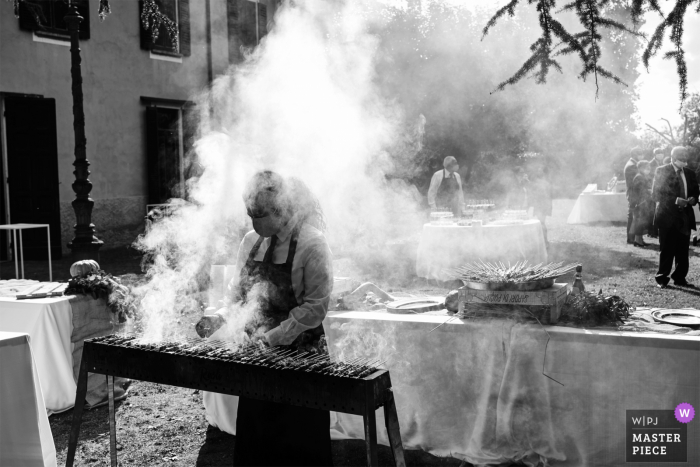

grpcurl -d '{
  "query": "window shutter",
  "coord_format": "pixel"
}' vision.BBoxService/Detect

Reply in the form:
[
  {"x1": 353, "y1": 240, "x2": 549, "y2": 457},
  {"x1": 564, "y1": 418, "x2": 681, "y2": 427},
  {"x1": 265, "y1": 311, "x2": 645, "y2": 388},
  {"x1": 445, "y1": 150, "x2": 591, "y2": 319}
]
[
  {"x1": 178, "y1": 0, "x2": 191, "y2": 56},
  {"x1": 76, "y1": 0, "x2": 91, "y2": 40},
  {"x1": 139, "y1": 0, "x2": 152, "y2": 50},
  {"x1": 239, "y1": 1, "x2": 257, "y2": 47},
  {"x1": 226, "y1": 0, "x2": 240, "y2": 63},
  {"x1": 146, "y1": 106, "x2": 161, "y2": 204},
  {"x1": 257, "y1": 3, "x2": 267, "y2": 41},
  {"x1": 181, "y1": 105, "x2": 200, "y2": 200}
]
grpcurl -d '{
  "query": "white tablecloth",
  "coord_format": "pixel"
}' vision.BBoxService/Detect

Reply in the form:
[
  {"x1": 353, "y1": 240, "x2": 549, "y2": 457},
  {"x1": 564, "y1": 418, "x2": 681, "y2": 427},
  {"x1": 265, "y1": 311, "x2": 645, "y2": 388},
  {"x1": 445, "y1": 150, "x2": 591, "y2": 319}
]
[
  {"x1": 567, "y1": 192, "x2": 628, "y2": 224},
  {"x1": 0, "y1": 332, "x2": 57, "y2": 467},
  {"x1": 415, "y1": 221, "x2": 548, "y2": 281},
  {"x1": 324, "y1": 311, "x2": 700, "y2": 466},
  {"x1": 0, "y1": 296, "x2": 75, "y2": 413}
]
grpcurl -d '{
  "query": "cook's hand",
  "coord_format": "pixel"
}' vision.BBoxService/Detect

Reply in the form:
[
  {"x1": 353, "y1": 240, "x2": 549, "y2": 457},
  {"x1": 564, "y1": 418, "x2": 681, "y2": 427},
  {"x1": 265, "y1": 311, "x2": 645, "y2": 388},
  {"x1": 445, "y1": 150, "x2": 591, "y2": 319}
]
[
  {"x1": 195, "y1": 314, "x2": 225, "y2": 338},
  {"x1": 688, "y1": 197, "x2": 697, "y2": 206},
  {"x1": 245, "y1": 333, "x2": 270, "y2": 348}
]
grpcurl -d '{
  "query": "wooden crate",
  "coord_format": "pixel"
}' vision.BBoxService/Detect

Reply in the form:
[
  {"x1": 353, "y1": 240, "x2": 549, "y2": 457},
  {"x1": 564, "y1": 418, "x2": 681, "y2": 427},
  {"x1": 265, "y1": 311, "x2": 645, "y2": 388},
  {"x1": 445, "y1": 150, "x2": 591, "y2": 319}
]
[{"x1": 457, "y1": 283, "x2": 569, "y2": 324}]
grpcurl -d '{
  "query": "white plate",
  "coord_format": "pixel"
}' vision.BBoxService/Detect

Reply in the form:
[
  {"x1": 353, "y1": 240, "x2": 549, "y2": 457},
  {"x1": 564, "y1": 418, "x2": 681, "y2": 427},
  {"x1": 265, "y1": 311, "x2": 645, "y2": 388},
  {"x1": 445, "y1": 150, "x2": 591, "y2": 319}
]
[{"x1": 651, "y1": 310, "x2": 700, "y2": 326}]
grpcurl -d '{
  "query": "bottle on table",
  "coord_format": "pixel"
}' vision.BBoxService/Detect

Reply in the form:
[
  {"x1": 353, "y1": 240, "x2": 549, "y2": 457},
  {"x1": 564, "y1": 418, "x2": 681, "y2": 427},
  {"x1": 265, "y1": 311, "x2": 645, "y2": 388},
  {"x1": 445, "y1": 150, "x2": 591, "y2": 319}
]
[{"x1": 571, "y1": 265, "x2": 585, "y2": 295}]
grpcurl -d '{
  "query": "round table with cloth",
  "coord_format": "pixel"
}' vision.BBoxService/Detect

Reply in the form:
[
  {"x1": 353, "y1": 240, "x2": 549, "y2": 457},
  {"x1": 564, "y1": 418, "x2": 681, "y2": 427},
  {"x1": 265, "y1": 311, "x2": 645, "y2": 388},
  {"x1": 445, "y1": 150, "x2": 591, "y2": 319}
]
[
  {"x1": 415, "y1": 220, "x2": 548, "y2": 281},
  {"x1": 567, "y1": 191, "x2": 627, "y2": 224}
]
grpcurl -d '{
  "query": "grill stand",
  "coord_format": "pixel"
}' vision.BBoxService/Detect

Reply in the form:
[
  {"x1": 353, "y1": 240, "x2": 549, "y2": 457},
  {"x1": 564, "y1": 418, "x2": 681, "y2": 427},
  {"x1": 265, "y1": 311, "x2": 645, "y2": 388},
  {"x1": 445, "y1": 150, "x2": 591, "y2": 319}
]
[{"x1": 66, "y1": 344, "x2": 406, "y2": 467}]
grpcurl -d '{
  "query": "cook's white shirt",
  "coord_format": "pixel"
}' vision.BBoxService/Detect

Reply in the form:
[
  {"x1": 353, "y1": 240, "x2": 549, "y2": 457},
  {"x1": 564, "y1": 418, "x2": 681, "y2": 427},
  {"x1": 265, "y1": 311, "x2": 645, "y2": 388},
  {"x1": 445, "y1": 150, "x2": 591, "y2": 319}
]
[{"x1": 217, "y1": 216, "x2": 333, "y2": 347}]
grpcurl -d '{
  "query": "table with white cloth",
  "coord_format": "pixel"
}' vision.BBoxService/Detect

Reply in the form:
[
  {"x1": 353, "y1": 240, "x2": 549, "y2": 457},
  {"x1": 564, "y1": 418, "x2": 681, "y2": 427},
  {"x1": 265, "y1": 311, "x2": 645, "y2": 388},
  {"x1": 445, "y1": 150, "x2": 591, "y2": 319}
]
[
  {"x1": 324, "y1": 310, "x2": 700, "y2": 467},
  {"x1": 0, "y1": 296, "x2": 76, "y2": 413},
  {"x1": 0, "y1": 331, "x2": 57, "y2": 467},
  {"x1": 567, "y1": 191, "x2": 629, "y2": 224},
  {"x1": 415, "y1": 221, "x2": 548, "y2": 281}
]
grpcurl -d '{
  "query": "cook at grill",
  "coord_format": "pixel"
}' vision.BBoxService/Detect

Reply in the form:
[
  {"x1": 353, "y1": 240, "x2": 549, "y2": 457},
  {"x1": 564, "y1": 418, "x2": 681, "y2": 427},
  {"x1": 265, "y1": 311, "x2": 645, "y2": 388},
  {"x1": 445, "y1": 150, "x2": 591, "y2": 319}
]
[{"x1": 196, "y1": 170, "x2": 333, "y2": 466}]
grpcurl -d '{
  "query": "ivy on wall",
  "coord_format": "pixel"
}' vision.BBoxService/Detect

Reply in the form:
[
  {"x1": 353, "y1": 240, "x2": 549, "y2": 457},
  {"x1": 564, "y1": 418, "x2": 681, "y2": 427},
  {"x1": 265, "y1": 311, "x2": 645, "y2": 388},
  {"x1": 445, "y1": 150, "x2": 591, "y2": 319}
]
[{"x1": 9, "y1": 0, "x2": 179, "y2": 51}]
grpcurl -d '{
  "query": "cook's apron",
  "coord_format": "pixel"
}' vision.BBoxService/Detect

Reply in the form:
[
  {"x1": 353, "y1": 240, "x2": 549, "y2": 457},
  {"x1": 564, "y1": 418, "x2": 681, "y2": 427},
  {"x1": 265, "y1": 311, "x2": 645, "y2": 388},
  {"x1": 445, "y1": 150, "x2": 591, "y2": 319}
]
[
  {"x1": 436, "y1": 169, "x2": 461, "y2": 216},
  {"x1": 233, "y1": 225, "x2": 332, "y2": 467}
]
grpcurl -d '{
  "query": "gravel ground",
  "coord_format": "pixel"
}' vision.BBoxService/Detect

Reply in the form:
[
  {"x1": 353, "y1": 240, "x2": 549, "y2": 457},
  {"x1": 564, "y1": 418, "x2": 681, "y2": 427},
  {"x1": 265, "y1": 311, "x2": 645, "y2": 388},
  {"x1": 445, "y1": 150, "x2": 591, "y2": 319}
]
[{"x1": 38, "y1": 198, "x2": 700, "y2": 465}]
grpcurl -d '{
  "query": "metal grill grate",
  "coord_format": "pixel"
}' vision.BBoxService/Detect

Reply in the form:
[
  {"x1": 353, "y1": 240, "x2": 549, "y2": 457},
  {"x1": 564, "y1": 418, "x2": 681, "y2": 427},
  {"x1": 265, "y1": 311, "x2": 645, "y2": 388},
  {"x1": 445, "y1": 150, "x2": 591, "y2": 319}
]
[{"x1": 66, "y1": 334, "x2": 406, "y2": 467}]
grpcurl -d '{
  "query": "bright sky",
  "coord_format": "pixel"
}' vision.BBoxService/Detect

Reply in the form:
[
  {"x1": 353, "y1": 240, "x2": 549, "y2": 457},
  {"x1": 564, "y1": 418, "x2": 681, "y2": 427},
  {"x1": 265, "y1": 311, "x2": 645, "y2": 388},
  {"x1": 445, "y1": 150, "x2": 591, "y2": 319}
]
[{"x1": 636, "y1": 11, "x2": 700, "y2": 131}]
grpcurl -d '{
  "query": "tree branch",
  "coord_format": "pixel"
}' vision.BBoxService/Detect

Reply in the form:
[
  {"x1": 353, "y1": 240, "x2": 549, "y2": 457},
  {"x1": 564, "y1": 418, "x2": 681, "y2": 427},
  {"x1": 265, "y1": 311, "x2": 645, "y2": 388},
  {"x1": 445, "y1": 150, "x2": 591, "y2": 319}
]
[
  {"x1": 645, "y1": 123, "x2": 675, "y2": 144},
  {"x1": 661, "y1": 118, "x2": 676, "y2": 142}
]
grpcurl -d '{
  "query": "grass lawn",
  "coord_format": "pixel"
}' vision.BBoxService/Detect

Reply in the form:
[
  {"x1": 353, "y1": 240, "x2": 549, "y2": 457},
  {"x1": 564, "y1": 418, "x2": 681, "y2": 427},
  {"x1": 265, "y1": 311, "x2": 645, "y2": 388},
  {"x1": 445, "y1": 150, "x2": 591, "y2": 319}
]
[{"x1": 30, "y1": 199, "x2": 700, "y2": 465}]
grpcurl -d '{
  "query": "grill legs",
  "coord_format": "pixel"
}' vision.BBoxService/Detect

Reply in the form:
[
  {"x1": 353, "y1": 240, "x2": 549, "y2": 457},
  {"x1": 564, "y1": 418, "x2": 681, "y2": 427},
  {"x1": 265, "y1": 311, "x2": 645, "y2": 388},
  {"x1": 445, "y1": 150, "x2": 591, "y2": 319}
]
[
  {"x1": 108, "y1": 375, "x2": 118, "y2": 467},
  {"x1": 362, "y1": 388, "x2": 406, "y2": 467},
  {"x1": 363, "y1": 408, "x2": 379, "y2": 466},
  {"x1": 384, "y1": 389, "x2": 406, "y2": 467},
  {"x1": 66, "y1": 351, "x2": 89, "y2": 467}
]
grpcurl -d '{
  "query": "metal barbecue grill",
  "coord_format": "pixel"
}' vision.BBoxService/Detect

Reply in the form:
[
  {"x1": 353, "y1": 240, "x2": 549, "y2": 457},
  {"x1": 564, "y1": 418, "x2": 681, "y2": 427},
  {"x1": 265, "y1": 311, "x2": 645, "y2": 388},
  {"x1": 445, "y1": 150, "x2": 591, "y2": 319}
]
[{"x1": 66, "y1": 334, "x2": 406, "y2": 467}]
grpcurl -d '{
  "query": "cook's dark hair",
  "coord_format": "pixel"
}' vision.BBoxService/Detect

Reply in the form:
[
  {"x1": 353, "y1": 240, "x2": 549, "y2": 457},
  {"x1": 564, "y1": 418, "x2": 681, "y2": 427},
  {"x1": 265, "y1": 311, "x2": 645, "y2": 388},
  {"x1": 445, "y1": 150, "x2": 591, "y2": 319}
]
[{"x1": 243, "y1": 170, "x2": 326, "y2": 231}]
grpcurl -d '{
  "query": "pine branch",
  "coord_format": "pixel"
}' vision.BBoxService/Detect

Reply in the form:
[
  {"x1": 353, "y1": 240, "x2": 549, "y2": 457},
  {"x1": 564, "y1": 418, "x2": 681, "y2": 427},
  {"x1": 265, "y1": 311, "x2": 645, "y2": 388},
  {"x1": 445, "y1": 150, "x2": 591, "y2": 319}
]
[
  {"x1": 482, "y1": 0, "x2": 521, "y2": 39},
  {"x1": 642, "y1": 0, "x2": 693, "y2": 103}
]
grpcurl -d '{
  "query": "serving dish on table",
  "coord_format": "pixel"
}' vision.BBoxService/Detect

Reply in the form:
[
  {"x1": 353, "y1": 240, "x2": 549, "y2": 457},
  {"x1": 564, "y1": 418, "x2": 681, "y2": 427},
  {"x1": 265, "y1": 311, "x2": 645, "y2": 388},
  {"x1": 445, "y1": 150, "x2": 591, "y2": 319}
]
[{"x1": 651, "y1": 309, "x2": 700, "y2": 327}]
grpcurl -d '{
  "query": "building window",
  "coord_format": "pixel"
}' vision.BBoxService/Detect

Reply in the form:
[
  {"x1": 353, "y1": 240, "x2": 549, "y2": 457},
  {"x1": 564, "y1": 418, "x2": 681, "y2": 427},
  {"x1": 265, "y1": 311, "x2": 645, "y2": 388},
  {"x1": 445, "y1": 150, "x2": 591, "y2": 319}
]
[
  {"x1": 18, "y1": 0, "x2": 90, "y2": 41},
  {"x1": 227, "y1": 0, "x2": 267, "y2": 63},
  {"x1": 140, "y1": 0, "x2": 191, "y2": 57},
  {"x1": 142, "y1": 99, "x2": 196, "y2": 204}
]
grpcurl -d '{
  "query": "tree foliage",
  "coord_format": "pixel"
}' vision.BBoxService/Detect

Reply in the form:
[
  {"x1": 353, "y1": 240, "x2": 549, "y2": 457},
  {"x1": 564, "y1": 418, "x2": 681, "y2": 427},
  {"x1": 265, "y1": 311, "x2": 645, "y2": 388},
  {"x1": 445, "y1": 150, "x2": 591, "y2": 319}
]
[
  {"x1": 483, "y1": 0, "x2": 699, "y2": 103},
  {"x1": 372, "y1": 2, "x2": 641, "y2": 197},
  {"x1": 645, "y1": 92, "x2": 700, "y2": 150}
]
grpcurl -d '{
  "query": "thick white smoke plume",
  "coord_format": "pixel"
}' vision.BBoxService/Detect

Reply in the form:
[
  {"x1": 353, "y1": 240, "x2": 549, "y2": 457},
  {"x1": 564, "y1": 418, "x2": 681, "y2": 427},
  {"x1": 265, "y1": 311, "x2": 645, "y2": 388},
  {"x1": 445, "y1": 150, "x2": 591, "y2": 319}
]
[{"x1": 134, "y1": 0, "x2": 424, "y2": 341}]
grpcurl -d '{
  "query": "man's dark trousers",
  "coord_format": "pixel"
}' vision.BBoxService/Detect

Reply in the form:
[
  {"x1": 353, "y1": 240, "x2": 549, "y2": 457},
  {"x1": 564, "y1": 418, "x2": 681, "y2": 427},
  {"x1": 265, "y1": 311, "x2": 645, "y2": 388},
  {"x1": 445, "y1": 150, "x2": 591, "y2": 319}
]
[
  {"x1": 627, "y1": 202, "x2": 635, "y2": 243},
  {"x1": 656, "y1": 226, "x2": 690, "y2": 285}
]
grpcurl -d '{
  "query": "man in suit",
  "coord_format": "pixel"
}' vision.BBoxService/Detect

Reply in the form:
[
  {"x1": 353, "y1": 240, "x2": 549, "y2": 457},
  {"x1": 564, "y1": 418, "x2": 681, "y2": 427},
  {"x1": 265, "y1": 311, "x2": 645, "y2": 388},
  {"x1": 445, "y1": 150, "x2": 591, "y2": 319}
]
[
  {"x1": 649, "y1": 147, "x2": 665, "y2": 173},
  {"x1": 652, "y1": 146, "x2": 699, "y2": 288},
  {"x1": 624, "y1": 147, "x2": 642, "y2": 244}
]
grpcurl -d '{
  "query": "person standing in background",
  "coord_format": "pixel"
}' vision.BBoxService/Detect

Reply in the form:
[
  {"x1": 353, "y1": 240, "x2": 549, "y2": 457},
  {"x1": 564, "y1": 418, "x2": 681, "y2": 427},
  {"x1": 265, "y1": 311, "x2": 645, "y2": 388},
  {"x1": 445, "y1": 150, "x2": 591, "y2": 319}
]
[
  {"x1": 649, "y1": 147, "x2": 666, "y2": 173},
  {"x1": 652, "y1": 146, "x2": 699, "y2": 288},
  {"x1": 624, "y1": 147, "x2": 642, "y2": 244},
  {"x1": 527, "y1": 162, "x2": 553, "y2": 247},
  {"x1": 629, "y1": 160, "x2": 653, "y2": 247},
  {"x1": 428, "y1": 156, "x2": 465, "y2": 216}
]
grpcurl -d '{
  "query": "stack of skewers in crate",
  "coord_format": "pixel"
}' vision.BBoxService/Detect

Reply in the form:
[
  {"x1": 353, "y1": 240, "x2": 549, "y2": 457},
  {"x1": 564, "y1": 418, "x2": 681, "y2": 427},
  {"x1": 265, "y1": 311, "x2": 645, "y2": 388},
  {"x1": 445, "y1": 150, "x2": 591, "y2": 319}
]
[{"x1": 448, "y1": 260, "x2": 579, "y2": 323}]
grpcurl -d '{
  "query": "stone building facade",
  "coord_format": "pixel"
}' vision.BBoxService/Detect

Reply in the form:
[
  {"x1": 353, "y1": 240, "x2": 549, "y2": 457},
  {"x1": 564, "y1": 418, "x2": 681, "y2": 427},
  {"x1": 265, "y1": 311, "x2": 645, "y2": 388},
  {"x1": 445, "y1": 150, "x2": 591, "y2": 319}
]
[{"x1": 0, "y1": 0, "x2": 278, "y2": 259}]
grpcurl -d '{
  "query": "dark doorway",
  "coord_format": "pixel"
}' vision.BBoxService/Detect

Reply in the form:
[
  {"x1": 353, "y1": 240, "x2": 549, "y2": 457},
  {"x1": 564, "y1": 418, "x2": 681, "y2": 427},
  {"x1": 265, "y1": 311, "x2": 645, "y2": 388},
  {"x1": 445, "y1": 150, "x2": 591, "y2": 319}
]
[
  {"x1": 146, "y1": 106, "x2": 183, "y2": 204},
  {"x1": 2, "y1": 96, "x2": 62, "y2": 260}
]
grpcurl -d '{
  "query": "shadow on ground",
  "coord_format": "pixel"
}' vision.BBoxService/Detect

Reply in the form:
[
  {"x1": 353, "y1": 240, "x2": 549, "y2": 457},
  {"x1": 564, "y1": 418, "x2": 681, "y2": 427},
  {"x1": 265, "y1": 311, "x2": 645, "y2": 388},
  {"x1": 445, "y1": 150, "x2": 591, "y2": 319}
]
[
  {"x1": 195, "y1": 426, "x2": 467, "y2": 467},
  {"x1": 548, "y1": 241, "x2": 658, "y2": 280}
]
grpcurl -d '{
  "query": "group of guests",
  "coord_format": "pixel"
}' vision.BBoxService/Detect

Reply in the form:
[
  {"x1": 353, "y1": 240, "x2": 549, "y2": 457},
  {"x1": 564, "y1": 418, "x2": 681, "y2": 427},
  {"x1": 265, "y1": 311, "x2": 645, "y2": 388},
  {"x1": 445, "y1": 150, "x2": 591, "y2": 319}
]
[{"x1": 624, "y1": 146, "x2": 699, "y2": 288}]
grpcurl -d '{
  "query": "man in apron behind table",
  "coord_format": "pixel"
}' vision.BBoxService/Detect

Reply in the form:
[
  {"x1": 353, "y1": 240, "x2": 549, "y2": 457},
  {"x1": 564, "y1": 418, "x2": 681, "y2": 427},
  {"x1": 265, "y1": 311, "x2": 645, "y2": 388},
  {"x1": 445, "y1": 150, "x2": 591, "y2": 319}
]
[
  {"x1": 427, "y1": 156, "x2": 465, "y2": 216},
  {"x1": 195, "y1": 170, "x2": 334, "y2": 466}
]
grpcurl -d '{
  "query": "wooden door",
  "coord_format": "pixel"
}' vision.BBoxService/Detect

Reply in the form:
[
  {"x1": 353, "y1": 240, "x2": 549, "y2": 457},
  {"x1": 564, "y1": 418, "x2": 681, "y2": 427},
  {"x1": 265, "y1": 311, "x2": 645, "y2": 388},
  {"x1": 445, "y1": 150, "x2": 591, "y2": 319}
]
[{"x1": 3, "y1": 97, "x2": 62, "y2": 260}]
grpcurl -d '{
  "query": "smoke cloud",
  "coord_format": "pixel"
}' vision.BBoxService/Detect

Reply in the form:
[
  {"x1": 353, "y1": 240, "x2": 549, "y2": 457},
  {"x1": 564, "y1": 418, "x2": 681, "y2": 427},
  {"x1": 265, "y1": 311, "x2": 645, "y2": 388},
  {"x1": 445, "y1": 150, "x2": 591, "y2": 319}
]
[
  {"x1": 131, "y1": 0, "x2": 646, "y2": 341},
  {"x1": 133, "y1": 0, "x2": 425, "y2": 341}
]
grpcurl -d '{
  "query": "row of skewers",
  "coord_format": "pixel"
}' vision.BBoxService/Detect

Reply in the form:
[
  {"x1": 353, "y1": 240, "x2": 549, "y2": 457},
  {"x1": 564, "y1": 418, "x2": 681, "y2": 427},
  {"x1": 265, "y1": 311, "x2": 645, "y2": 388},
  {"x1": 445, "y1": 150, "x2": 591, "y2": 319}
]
[
  {"x1": 93, "y1": 334, "x2": 385, "y2": 378},
  {"x1": 448, "y1": 260, "x2": 579, "y2": 284}
]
